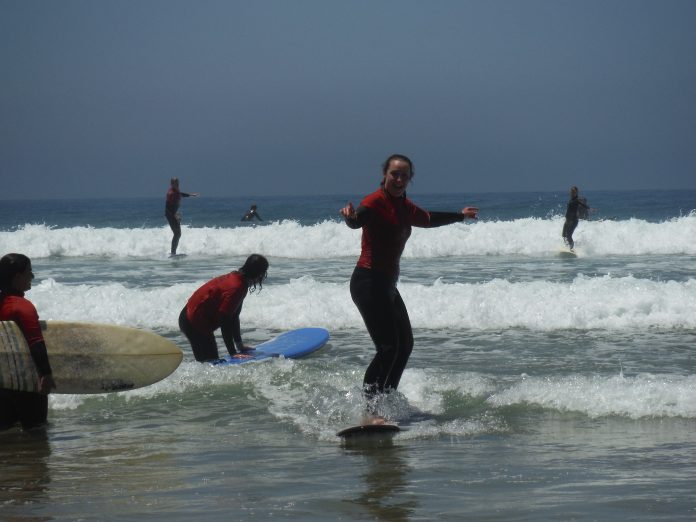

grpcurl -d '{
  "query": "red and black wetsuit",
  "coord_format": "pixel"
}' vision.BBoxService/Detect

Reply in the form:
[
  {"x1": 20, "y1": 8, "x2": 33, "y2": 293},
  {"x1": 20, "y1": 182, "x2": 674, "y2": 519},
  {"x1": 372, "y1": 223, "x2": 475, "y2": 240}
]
[
  {"x1": 344, "y1": 187, "x2": 467, "y2": 406},
  {"x1": 178, "y1": 271, "x2": 248, "y2": 362},
  {"x1": 0, "y1": 291, "x2": 52, "y2": 430},
  {"x1": 165, "y1": 187, "x2": 193, "y2": 254}
]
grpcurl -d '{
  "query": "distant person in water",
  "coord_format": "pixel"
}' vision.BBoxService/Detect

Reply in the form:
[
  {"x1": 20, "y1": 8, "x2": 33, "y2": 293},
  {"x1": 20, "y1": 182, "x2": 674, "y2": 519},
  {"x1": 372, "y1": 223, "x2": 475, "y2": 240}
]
[
  {"x1": 241, "y1": 204, "x2": 262, "y2": 222},
  {"x1": 179, "y1": 254, "x2": 269, "y2": 362},
  {"x1": 340, "y1": 153, "x2": 479, "y2": 424},
  {"x1": 562, "y1": 186, "x2": 590, "y2": 250},
  {"x1": 0, "y1": 253, "x2": 56, "y2": 431},
  {"x1": 165, "y1": 177, "x2": 198, "y2": 256}
]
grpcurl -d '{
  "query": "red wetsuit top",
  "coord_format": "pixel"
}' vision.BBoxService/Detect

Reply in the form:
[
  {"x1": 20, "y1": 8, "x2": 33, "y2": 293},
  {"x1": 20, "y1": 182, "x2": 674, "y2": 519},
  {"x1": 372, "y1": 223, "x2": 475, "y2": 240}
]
[
  {"x1": 165, "y1": 187, "x2": 181, "y2": 215},
  {"x1": 185, "y1": 272, "x2": 248, "y2": 332},
  {"x1": 0, "y1": 291, "x2": 52, "y2": 376},
  {"x1": 356, "y1": 188, "x2": 430, "y2": 279},
  {"x1": 165, "y1": 188, "x2": 193, "y2": 216},
  {"x1": 345, "y1": 187, "x2": 467, "y2": 281}
]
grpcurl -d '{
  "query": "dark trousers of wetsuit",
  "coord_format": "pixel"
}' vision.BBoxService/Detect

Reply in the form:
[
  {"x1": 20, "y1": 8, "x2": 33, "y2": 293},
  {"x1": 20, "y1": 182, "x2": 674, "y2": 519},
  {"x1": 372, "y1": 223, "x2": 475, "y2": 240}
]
[
  {"x1": 166, "y1": 211, "x2": 181, "y2": 254},
  {"x1": 562, "y1": 218, "x2": 579, "y2": 249},
  {"x1": 0, "y1": 388, "x2": 48, "y2": 431},
  {"x1": 178, "y1": 307, "x2": 219, "y2": 362},
  {"x1": 350, "y1": 267, "x2": 414, "y2": 406}
]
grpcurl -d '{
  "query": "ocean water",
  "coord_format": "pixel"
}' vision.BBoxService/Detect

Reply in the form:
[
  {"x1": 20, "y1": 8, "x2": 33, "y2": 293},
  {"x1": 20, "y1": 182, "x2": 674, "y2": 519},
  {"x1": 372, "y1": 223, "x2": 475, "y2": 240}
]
[{"x1": 1, "y1": 189, "x2": 695, "y2": 520}]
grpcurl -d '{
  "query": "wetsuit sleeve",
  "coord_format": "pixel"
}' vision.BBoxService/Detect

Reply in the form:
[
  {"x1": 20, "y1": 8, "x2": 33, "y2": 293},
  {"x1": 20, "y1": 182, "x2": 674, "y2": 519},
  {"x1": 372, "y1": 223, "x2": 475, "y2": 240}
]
[
  {"x1": 181, "y1": 192, "x2": 192, "y2": 198},
  {"x1": 11, "y1": 299, "x2": 52, "y2": 376},
  {"x1": 220, "y1": 307, "x2": 243, "y2": 356},
  {"x1": 343, "y1": 205, "x2": 372, "y2": 229},
  {"x1": 427, "y1": 211, "x2": 466, "y2": 228},
  {"x1": 29, "y1": 340, "x2": 53, "y2": 376}
]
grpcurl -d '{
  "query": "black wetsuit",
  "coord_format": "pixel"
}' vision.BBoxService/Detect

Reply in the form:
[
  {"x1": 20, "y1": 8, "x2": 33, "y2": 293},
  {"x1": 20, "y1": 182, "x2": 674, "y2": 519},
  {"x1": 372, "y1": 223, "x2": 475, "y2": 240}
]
[
  {"x1": 165, "y1": 188, "x2": 193, "y2": 254},
  {"x1": 562, "y1": 196, "x2": 589, "y2": 249},
  {"x1": 241, "y1": 208, "x2": 262, "y2": 221},
  {"x1": 577, "y1": 197, "x2": 589, "y2": 220},
  {"x1": 344, "y1": 187, "x2": 467, "y2": 409}
]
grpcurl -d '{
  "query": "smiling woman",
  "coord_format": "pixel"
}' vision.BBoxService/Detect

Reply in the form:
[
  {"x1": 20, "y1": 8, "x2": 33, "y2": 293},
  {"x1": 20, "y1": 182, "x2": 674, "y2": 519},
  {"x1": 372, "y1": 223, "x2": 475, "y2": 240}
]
[{"x1": 339, "y1": 154, "x2": 478, "y2": 424}]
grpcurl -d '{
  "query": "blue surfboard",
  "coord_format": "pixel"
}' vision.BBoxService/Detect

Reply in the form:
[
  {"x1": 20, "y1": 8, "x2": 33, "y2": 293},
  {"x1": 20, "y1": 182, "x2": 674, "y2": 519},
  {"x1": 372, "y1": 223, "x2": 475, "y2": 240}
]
[{"x1": 212, "y1": 327, "x2": 329, "y2": 366}]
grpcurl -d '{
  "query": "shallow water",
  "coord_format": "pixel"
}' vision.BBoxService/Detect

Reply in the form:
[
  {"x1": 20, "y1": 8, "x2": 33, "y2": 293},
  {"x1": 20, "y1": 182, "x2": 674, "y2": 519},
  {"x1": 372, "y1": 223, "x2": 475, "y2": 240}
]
[{"x1": 1, "y1": 191, "x2": 695, "y2": 520}]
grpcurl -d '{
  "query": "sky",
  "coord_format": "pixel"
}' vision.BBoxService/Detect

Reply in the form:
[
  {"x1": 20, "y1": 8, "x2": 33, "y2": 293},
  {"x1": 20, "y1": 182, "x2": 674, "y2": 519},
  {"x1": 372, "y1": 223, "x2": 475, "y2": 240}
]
[{"x1": 1, "y1": 0, "x2": 695, "y2": 199}]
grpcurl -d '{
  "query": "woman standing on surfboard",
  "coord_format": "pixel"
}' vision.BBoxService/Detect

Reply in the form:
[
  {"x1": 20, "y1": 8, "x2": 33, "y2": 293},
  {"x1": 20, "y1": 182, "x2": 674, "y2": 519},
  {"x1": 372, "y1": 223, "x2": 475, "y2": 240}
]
[
  {"x1": 0, "y1": 253, "x2": 55, "y2": 430},
  {"x1": 340, "y1": 154, "x2": 478, "y2": 422},
  {"x1": 165, "y1": 177, "x2": 198, "y2": 256},
  {"x1": 178, "y1": 254, "x2": 269, "y2": 362}
]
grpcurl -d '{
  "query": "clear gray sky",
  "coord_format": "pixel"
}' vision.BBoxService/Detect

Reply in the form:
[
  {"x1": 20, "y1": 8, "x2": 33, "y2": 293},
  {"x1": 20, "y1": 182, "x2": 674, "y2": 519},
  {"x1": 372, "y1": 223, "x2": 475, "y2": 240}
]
[{"x1": 1, "y1": 0, "x2": 695, "y2": 199}]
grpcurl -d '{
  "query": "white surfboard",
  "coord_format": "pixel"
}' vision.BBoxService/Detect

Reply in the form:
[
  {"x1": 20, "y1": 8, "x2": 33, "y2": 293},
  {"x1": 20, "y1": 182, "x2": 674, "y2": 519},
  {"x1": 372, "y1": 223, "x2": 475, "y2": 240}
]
[
  {"x1": 0, "y1": 321, "x2": 183, "y2": 394},
  {"x1": 557, "y1": 248, "x2": 578, "y2": 258}
]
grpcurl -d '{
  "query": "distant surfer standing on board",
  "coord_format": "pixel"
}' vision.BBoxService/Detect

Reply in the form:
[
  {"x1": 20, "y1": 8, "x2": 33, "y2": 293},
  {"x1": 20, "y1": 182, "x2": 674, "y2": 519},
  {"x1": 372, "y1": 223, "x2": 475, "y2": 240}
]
[
  {"x1": 165, "y1": 177, "x2": 198, "y2": 256},
  {"x1": 562, "y1": 186, "x2": 590, "y2": 251},
  {"x1": 178, "y1": 254, "x2": 269, "y2": 362},
  {"x1": 340, "y1": 154, "x2": 479, "y2": 424},
  {"x1": 0, "y1": 253, "x2": 56, "y2": 430}
]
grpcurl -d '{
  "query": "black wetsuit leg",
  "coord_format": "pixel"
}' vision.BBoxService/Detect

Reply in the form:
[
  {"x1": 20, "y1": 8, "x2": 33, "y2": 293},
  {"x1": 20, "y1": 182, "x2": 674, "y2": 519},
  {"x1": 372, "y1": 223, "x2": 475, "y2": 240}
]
[
  {"x1": 178, "y1": 307, "x2": 219, "y2": 362},
  {"x1": 0, "y1": 388, "x2": 48, "y2": 430},
  {"x1": 562, "y1": 218, "x2": 579, "y2": 249},
  {"x1": 350, "y1": 267, "x2": 414, "y2": 404},
  {"x1": 166, "y1": 212, "x2": 181, "y2": 254}
]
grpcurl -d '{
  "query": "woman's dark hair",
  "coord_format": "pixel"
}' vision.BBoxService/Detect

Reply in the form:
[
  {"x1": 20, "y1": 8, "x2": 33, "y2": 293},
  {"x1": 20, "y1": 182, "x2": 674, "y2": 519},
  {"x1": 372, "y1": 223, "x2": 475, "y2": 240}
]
[
  {"x1": 0, "y1": 253, "x2": 31, "y2": 292},
  {"x1": 382, "y1": 154, "x2": 415, "y2": 178},
  {"x1": 239, "y1": 254, "x2": 269, "y2": 293}
]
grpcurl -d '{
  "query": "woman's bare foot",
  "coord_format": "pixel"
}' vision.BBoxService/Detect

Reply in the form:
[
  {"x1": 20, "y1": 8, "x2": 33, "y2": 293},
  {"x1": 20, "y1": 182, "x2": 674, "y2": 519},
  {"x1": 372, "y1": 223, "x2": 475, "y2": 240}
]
[{"x1": 362, "y1": 415, "x2": 387, "y2": 426}]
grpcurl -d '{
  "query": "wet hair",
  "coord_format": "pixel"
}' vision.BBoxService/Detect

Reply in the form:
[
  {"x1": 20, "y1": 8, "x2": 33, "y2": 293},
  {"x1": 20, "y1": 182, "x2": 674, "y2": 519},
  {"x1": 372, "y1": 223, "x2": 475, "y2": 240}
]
[
  {"x1": 570, "y1": 186, "x2": 578, "y2": 196},
  {"x1": 0, "y1": 253, "x2": 31, "y2": 292},
  {"x1": 238, "y1": 254, "x2": 269, "y2": 293},
  {"x1": 382, "y1": 154, "x2": 415, "y2": 179}
]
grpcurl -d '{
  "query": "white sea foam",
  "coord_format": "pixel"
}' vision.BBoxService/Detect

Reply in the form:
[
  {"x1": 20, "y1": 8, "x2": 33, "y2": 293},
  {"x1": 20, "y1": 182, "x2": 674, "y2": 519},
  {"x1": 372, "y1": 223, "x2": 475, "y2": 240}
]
[
  {"x1": 49, "y1": 361, "x2": 696, "y2": 424},
  {"x1": 27, "y1": 274, "x2": 696, "y2": 331},
  {"x1": 3, "y1": 214, "x2": 696, "y2": 259},
  {"x1": 487, "y1": 373, "x2": 696, "y2": 419}
]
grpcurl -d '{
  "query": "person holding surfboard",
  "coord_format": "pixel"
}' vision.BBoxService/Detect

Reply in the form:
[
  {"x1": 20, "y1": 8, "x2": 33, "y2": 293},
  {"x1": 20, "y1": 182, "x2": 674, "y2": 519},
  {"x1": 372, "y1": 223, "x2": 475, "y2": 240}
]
[
  {"x1": 178, "y1": 254, "x2": 269, "y2": 362},
  {"x1": 340, "y1": 154, "x2": 478, "y2": 423},
  {"x1": 0, "y1": 253, "x2": 55, "y2": 430},
  {"x1": 562, "y1": 186, "x2": 590, "y2": 250},
  {"x1": 165, "y1": 177, "x2": 198, "y2": 256}
]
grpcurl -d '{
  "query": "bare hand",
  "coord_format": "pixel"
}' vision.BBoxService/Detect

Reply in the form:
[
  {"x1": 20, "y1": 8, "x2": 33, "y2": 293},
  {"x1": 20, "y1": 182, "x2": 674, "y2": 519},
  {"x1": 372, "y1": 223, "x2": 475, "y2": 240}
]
[
  {"x1": 340, "y1": 202, "x2": 356, "y2": 220},
  {"x1": 38, "y1": 374, "x2": 56, "y2": 395},
  {"x1": 461, "y1": 207, "x2": 479, "y2": 219}
]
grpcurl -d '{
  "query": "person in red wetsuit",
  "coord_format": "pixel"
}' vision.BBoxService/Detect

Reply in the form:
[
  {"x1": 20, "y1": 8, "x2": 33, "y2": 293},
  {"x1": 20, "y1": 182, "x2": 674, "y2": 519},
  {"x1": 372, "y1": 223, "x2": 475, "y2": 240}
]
[
  {"x1": 179, "y1": 254, "x2": 269, "y2": 362},
  {"x1": 0, "y1": 253, "x2": 55, "y2": 431},
  {"x1": 165, "y1": 177, "x2": 198, "y2": 256},
  {"x1": 340, "y1": 154, "x2": 479, "y2": 422}
]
